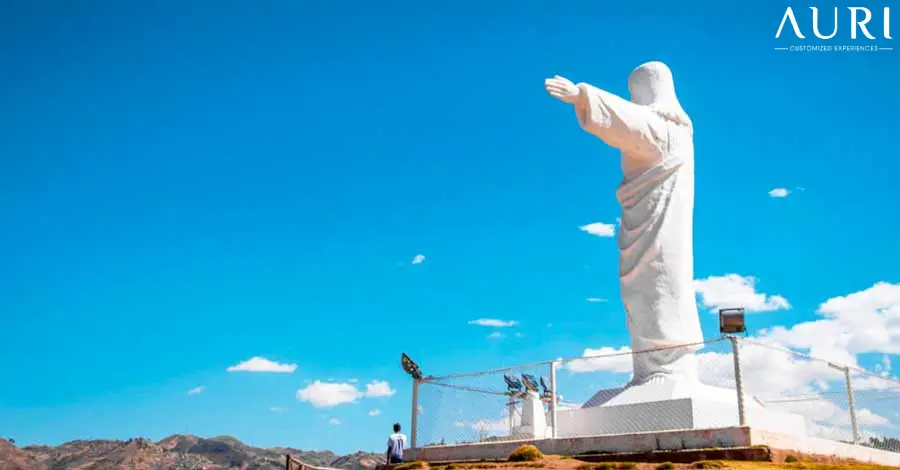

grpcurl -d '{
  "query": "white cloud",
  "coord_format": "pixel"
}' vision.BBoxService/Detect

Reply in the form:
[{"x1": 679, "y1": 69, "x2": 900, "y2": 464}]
[
  {"x1": 857, "y1": 408, "x2": 892, "y2": 427},
  {"x1": 329, "y1": 418, "x2": 341, "y2": 425},
  {"x1": 365, "y1": 380, "x2": 396, "y2": 398},
  {"x1": 693, "y1": 282, "x2": 900, "y2": 431},
  {"x1": 297, "y1": 381, "x2": 363, "y2": 408},
  {"x1": 454, "y1": 418, "x2": 509, "y2": 434},
  {"x1": 769, "y1": 188, "x2": 790, "y2": 198},
  {"x1": 296, "y1": 380, "x2": 396, "y2": 408},
  {"x1": 454, "y1": 412, "x2": 512, "y2": 440},
  {"x1": 487, "y1": 332, "x2": 504, "y2": 340},
  {"x1": 187, "y1": 386, "x2": 205, "y2": 396},
  {"x1": 686, "y1": 339, "x2": 894, "y2": 436},
  {"x1": 468, "y1": 318, "x2": 518, "y2": 327},
  {"x1": 765, "y1": 282, "x2": 900, "y2": 366},
  {"x1": 695, "y1": 340, "x2": 844, "y2": 397},
  {"x1": 585, "y1": 297, "x2": 608, "y2": 303},
  {"x1": 270, "y1": 406, "x2": 287, "y2": 413},
  {"x1": 368, "y1": 409, "x2": 382, "y2": 416},
  {"x1": 412, "y1": 254, "x2": 426, "y2": 265},
  {"x1": 566, "y1": 346, "x2": 633, "y2": 374},
  {"x1": 579, "y1": 222, "x2": 616, "y2": 237},
  {"x1": 226, "y1": 357, "x2": 297, "y2": 373},
  {"x1": 694, "y1": 274, "x2": 790, "y2": 313}
]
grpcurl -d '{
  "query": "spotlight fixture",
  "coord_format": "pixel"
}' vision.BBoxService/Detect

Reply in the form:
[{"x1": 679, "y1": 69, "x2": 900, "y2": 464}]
[
  {"x1": 401, "y1": 353, "x2": 424, "y2": 380},
  {"x1": 503, "y1": 374, "x2": 523, "y2": 394},
  {"x1": 539, "y1": 376, "x2": 552, "y2": 397},
  {"x1": 718, "y1": 308, "x2": 746, "y2": 334},
  {"x1": 521, "y1": 374, "x2": 539, "y2": 393}
]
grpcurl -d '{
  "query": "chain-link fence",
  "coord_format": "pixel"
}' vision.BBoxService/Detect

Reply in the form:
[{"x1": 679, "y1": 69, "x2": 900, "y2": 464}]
[
  {"x1": 412, "y1": 336, "x2": 900, "y2": 454},
  {"x1": 415, "y1": 361, "x2": 553, "y2": 447},
  {"x1": 736, "y1": 339, "x2": 855, "y2": 442},
  {"x1": 854, "y1": 370, "x2": 900, "y2": 453}
]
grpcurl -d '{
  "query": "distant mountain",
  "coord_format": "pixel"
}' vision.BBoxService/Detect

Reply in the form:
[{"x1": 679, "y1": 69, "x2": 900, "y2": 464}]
[{"x1": 0, "y1": 435, "x2": 385, "y2": 470}]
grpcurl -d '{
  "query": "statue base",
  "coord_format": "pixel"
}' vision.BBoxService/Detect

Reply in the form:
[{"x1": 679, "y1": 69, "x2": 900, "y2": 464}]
[{"x1": 555, "y1": 376, "x2": 807, "y2": 438}]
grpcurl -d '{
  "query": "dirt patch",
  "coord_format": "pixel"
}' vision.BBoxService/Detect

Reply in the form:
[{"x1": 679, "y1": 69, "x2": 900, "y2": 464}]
[
  {"x1": 766, "y1": 449, "x2": 873, "y2": 465},
  {"x1": 575, "y1": 447, "x2": 772, "y2": 464}
]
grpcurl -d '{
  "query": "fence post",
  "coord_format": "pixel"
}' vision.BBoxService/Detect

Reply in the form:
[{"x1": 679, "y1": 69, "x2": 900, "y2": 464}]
[
  {"x1": 507, "y1": 397, "x2": 516, "y2": 437},
  {"x1": 550, "y1": 360, "x2": 558, "y2": 439},
  {"x1": 844, "y1": 366, "x2": 860, "y2": 444},
  {"x1": 728, "y1": 336, "x2": 747, "y2": 426},
  {"x1": 411, "y1": 379, "x2": 420, "y2": 451}
]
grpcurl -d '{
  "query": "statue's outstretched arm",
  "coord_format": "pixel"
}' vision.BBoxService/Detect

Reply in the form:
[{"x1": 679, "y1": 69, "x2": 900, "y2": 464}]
[
  {"x1": 542, "y1": 77, "x2": 664, "y2": 160},
  {"x1": 545, "y1": 75, "x2": 581, "y2": 104},
  {"x1": 573, "y1": 83, "x2": 667, "y2": 158}
]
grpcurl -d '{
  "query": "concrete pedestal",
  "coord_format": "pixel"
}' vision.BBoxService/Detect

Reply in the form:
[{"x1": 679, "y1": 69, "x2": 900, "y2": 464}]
[
  {"x1": 513, "y1": 391, "x2": 552, "y2": 439},
  {"x1": 555, "y1": 377, "x2": 806, "y2": 437}
]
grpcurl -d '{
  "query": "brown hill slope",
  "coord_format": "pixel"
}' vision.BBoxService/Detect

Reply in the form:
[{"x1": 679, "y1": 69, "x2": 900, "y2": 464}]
[
  {"x1": 0, "y1": 436, "x2": 384, "y2": 470},
  {"x1": 0, "y1": 439, "x2": 44, "y2": 470}
]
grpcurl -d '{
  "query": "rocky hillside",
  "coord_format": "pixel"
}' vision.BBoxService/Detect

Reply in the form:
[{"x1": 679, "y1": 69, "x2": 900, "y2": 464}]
[
  {"x1": 0, "y1": 435, "x2": 384, "y2": 470},
  {"x1": 0, "y1": 439, "x2": 43, "y2": 470}
]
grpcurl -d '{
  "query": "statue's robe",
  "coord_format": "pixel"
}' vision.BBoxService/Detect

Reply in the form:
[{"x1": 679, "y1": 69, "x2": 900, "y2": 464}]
[{"x1": 573, "y1": 83, "x2": 703, "y2": 386}]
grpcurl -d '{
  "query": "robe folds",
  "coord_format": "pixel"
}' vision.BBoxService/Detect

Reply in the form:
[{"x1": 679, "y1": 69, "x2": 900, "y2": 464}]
[{"x1": 574, "y1": 82, "x2": 703, "y2": 385}]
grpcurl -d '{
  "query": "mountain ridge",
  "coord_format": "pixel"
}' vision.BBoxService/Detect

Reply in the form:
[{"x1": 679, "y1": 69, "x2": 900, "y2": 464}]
[{"x1": 0, "y1": 435, "x2": 385, "y2": 470}]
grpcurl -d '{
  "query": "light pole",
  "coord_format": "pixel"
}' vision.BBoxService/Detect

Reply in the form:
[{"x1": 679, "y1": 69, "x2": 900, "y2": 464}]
[
  {"x1": 719, "y1": 308, "x2": 747, "y2": 426},
  {"x1": 401, "y1": 353, "x2": 425, "y2": 452}
]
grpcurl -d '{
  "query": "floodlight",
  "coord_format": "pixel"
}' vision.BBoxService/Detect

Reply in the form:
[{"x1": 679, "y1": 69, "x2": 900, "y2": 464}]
[
  {"x1": 401, "y1": 353, "x2": 424, "y2": 380},
  {"x1": 539, "y1": 376, "x2": 551, "y2": 396},
  {"x1": 503, "y1": 374, "x2": 523, "y2": 394},
  {"x1": 718, "y1": 308, "x2": 746, "y2": 334},
  {"x1": 521, "y1": 374, "x2": 539, "y2": 392}
]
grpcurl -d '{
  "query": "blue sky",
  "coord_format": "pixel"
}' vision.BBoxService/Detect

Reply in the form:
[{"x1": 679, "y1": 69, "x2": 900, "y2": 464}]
[{"x1": 1, "y1": 0, "x2": 899, "y2": 454}]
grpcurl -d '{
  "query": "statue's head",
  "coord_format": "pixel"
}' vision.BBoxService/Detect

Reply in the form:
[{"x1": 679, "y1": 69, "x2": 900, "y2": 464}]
[
  {"x1": 628, "y1": 61, "x2": 691, "y2": 127},
  {"x1": 627, "y1": 61, "x2": 675, "y2": 106}
]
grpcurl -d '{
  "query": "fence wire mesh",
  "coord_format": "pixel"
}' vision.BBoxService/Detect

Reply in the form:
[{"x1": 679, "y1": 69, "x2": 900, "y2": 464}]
[
  {"x1": 736, "y1": 339, "x2": 855, "y2": 442},
  {"x1": 853, "y1": 370, "x2": 900, "y2": 453},
  {"x1": 415, "y1": 361, "x2": 552, "y2": 447},
  {"x1": 413, "y1": 336, "x2": 900, "y2": 455}
]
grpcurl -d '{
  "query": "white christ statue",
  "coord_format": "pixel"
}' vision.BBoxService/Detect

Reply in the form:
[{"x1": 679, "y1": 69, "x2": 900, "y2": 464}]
[{"x1": 546, "y1": 61, "x2": 703, "y2": 388}]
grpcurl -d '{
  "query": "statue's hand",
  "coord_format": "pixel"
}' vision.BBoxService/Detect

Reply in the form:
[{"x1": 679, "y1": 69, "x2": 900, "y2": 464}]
[{"x1": 545, "y1": 75, "x2": 580, "y2": 104}]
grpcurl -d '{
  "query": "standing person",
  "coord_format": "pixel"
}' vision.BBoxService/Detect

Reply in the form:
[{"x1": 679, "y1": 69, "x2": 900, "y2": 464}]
[{"x1": 386, "y1": 423, "x2": 407, "y2": 465}]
